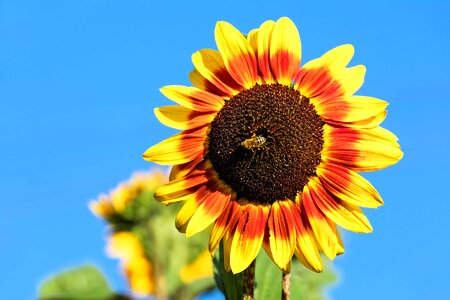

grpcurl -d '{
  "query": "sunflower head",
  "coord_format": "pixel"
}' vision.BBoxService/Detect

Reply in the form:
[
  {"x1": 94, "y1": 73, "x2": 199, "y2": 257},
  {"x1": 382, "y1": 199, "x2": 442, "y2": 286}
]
[
  {"x1": 144, "y1": 17, "x2": 402, "y2": 274},
  {"x1": 89, "y1": 169, "x2": 165, "y2": 221}
]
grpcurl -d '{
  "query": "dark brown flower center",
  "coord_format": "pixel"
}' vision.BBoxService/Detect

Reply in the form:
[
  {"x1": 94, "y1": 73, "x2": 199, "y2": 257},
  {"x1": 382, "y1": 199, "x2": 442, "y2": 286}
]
[{"x1": 207, "y1": 84, "x2": 324, "y2": 204}]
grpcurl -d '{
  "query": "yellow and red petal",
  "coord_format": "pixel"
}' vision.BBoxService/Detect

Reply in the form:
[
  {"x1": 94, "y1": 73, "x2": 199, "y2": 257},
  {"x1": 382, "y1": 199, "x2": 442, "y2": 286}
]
[
  {"x1": 189, "y1": 69, "x2": 229, "y2": 97},
  {"x1": 302, "y1": 185, "x2": 344, "y2": 259},
  {"x1": 169, "y1": 155, "x2": 204, "y2": 181},
  {"x1": 175, "y1": 196, "x2": 200, "y2": 233},
  {"x1": 326, "y1": 109, "x2": 388, "y2": 129},
  {"x1": 294, "y1": 44, "x2": 354, "y2": 98},
  {"x1": 291, "y1": 195, "x2": 323, "y2": 272},
  {"x1": 294, "y1": 237, "x2": 323, "y2": 274},
  {"x1": 267, "y1": 200, "x2": 297, "y2": 270},
  {"x1": 294, "y1": 243, "x2": 322, "y2": 273},
  {"x1": 186, "y1": 184, "x2": 232, "y2": 237},
  {"x1": 176, "y1": 182, "x2": 227, "y2": 234},
  {"x1": 261, "y1": 233, "x2": 292, "y2": 273},
  {"x1": 209, "y1": 198, "x2": 242, "y2": 254},
  {"x1": 154, "y1": 105, "x2": 216, "y2": 130},
  {"x1": 215, "y1": 21, "x2": 258, "y2": 89},
  {"x1": 230, "y1": 202, "x2": 270, "y2": 273},
  {"x1": 294, "y1": 44, "x2": 366, "y2": 107},
  {"x1": 155, "y1": 168, "x2": 209, "y2": 204},
  {"x1": 247, "y1": 28, "x2": 259, "y2": 56},
  {"x1": 307, "y1": 178, "x2": 372, "y2": 233},
  {"x1": 353, "y1": 110, "x2": 388, "y2": 127},
  {"x1": 322, "y1": 125, "x2": 403, "y2": 172},
  {"x1": 307, "y1": 44, "x2": 355, "y2": 78},
  {"x1": 317, "y1": 163, "x2": 383, "y2": 208},
  {"x1": 142, "y1": 127, "x2": 206, "y2": 165},
  {"x1": 270, "y1": 17, "x2": 301, "y2": 85},
  {"x1": 319, "y1": 219, "x2": 344, "y2": 256},
  {"x1": 222, "y1": 225, "x2": 235, "y2": 272},
  {"x1": 332, "y1": 65, "x2": 366, "y2": 97},
  {"x1": 160, "y1": 85, "x2": 225, "y2": 112},
  {"x1": 191, "y1": 49, "x2": 242, "y2": 97},
  {"x1": 256, "y1": 20, "x2": 276, "y2": 84},
  {"x1": 306, "y1": 64, "x2": 365, "y2": 105},
  {"x1": 315, "y1": 96, "x2": 388, "y2": 124}
]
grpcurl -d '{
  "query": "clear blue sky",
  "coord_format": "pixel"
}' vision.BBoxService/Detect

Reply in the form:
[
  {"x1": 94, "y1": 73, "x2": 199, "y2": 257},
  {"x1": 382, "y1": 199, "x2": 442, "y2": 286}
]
[{"x1": 1, "y1": 0, "x2": 449, "y2": 299}]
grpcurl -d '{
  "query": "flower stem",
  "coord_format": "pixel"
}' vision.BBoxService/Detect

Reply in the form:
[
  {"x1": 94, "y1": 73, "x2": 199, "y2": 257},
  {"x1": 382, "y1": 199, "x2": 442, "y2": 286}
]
[
  {"x1": 242, "y1": 259, "x2": 256, "y2": 300},
  {"x1": 281, "y1": 270, "x2": 291, "y2": 300}
]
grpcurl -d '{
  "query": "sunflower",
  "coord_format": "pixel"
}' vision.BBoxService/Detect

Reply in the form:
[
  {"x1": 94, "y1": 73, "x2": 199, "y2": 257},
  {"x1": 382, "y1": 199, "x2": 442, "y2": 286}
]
[
  {"x1": 143, "y1": 17, "x2": 402, "y2": 274},
  {"x1": 89, "y1": 170, "x2": 165, "y2": 220},
  {"x1": 91, "y1": 170, "x2": 215, "y2": 297}
]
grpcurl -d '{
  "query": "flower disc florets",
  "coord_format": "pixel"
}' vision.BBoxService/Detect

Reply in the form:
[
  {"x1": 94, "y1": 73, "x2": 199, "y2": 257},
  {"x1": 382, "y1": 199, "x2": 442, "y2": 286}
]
[{"x1": 207, "y1": 83, "x2": 324, "y2": 204}]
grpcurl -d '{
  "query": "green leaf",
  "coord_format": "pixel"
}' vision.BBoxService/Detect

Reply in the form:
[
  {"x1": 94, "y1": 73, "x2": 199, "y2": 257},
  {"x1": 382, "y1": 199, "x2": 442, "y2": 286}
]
[
  {"x1": 254, "y1": 253, "x2": 337, "y2": 300},
  {"x1": 38, "y1": 265, "x2": 118, "y2": 300},
  {"x1": 290, "y1": 259, "x2": 337, "y2": 300},
  {"x1": 172, "y1": 277, "x2": 216, "y2": 300},
  {"x1": 254, "y1": 252, "x2": 282, "y2": 300},
  {"x1": 213, "y1": 243, "x2": 243, "y2": 300},
  {"x1": 133, "y1": 200, "x2": 214, "y2": 298}
]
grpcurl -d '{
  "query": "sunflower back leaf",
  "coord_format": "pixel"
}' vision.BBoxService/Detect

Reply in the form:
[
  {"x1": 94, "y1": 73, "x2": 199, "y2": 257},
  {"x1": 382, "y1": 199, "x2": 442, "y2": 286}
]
[{"x1": 213, "y1": 243, "x2": 243, "y2": 300}]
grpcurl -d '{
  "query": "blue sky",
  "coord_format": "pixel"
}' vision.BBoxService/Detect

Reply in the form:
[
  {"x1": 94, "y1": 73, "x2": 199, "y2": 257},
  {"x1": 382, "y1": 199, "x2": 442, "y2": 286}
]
[{"x1": 1, "y1": 0, "x2": 449, "y2": 299}]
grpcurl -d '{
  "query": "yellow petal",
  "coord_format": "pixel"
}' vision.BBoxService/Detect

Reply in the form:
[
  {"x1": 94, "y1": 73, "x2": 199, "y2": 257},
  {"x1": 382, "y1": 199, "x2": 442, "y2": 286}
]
[
  {"x1": 215, "y1": 21, "x2": 258, "y2": 88},
  {"x1": 247, "y1": 28, "x2": 259, "y2": 55},
  {"x1": 336, "y1": 65, "x2": 366, "y2": 96},
  {"x1": 160, "y1": 85, "x2": 224, "y2": 112},
  {"x1": 267, "y1": 200, "x2": 296, "y2": 270},
  {"x1": 191, "y1": 49, "x2": 241, "y2": 96},
  {"x1": 154, "y1": 170, "x2": 208, "y2": 204},
  {"x1": 294, "y1": 242, "x2": 322, "y2": 273},
  {"x1": 124, "y1": 256, "x2": 155, "y2": 295},
  {"x1": 292, "y1": 194, "x2": 323, "y2": 272},
  {"x1": 154, "y1": 106, "x2": 191, "y2": 130},
  {"x1": 107, "y1": 232, "x2": 144, "y2": 260},
  {"x1": 230, "y1": 203, "x2": 269, "y2": 273},
  {"x1": 323, "y1": 125, "x2": 403, "y2": 172},
  {"x1": 175, "y1": 196, "x2": 200, "y2": 233},
  {"x1": 89, "y1": 197, "x2": 114, "y2": 218},
  {"x1": 295, "y1": 44, "x2": 357, "y2": 100},
  {"x1": 179, "y1": 250, "x2": 213, "y2": 284},
  {"x1": 154, "y1": 105, "x2": 215, "y2": 130},
  {"x1": 257, "y1": 20, "x2": 276, "y2": 83},
  {"x1": 302, "y1": 185, "x2": 343, "y2": 259},
  {"x1": 308, "y1": 178, "x2": 373, "y2": 233},
  {"x1": 142, "y1": 129, "x2": 205, "y2": 165},
  {"x1": 208, "y1": 199, "x2": 242, "y2": 254},
  {"x1": 301, "y1": 44, "x2": 354, "y2": 79},
  {"x1": 186, "y1": 188, "x2": 230, "y2": 237},
  {"x1": 317, "y1": 163, "x2": 383, "y2": 208},
  {"x1": 316, "y1": 96, "x2": 388, "y2": 123}
]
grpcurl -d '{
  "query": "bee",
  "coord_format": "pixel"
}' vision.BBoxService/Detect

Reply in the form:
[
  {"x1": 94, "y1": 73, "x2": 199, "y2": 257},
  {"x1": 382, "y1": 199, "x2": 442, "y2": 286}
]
[{"x1": 241, "y1": 134, "x2": 266, "y2": 150}]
